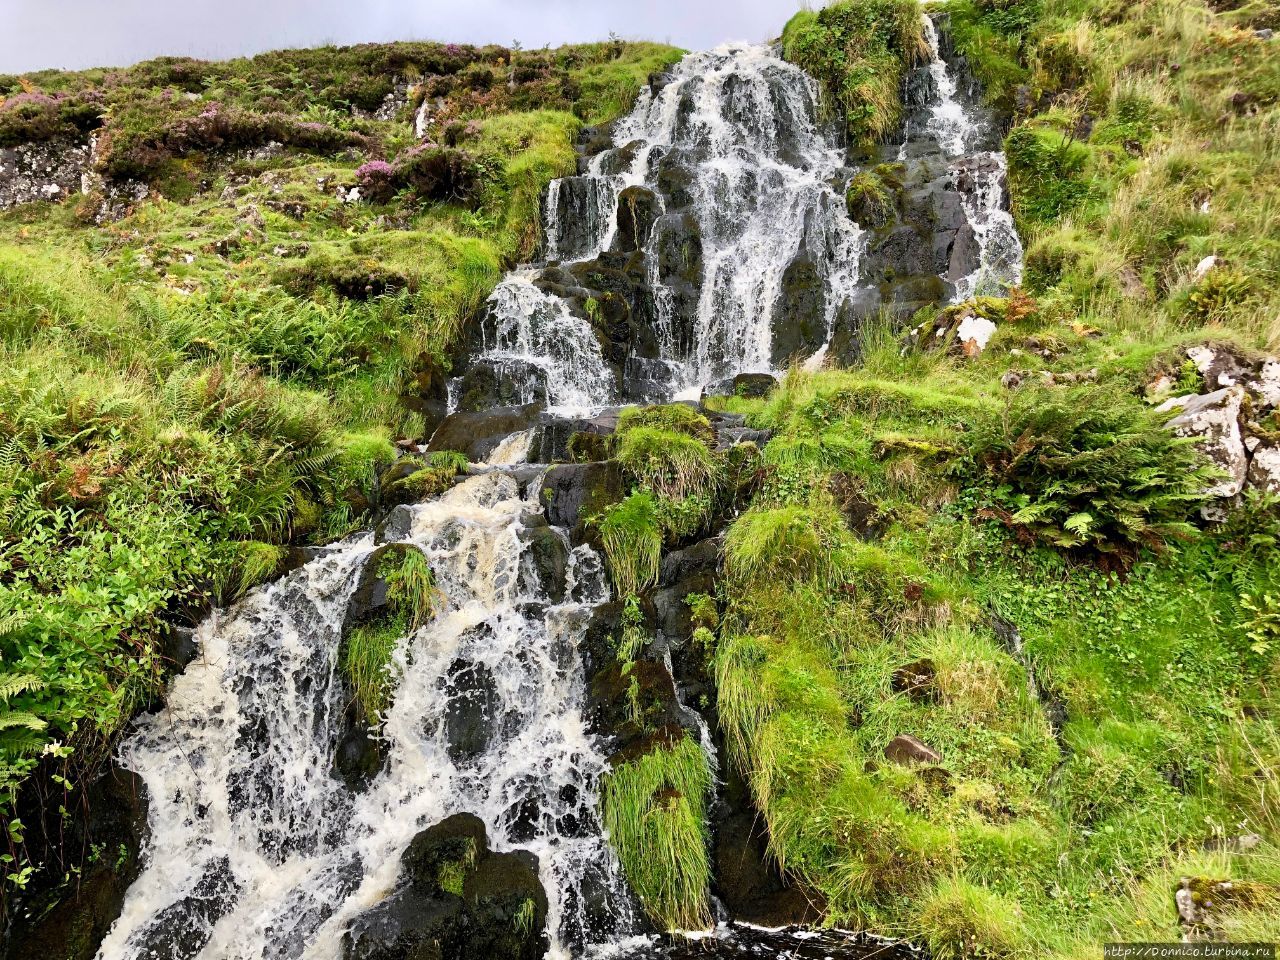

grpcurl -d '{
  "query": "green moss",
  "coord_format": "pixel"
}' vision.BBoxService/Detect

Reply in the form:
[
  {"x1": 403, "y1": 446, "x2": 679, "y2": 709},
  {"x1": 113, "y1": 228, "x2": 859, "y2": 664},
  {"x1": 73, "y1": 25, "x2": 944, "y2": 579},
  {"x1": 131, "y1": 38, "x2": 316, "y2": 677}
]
[{"x1": 601, "y1": 733, "x2": 713, "y2": 930}]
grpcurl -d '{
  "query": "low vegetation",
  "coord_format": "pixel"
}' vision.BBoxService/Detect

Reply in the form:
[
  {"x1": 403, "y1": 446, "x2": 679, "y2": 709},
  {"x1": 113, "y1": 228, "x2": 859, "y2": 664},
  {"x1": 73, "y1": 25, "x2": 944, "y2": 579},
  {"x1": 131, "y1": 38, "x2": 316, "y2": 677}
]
[{"x1": 782, "y1": 0, "x2": 925, "y2": 145}]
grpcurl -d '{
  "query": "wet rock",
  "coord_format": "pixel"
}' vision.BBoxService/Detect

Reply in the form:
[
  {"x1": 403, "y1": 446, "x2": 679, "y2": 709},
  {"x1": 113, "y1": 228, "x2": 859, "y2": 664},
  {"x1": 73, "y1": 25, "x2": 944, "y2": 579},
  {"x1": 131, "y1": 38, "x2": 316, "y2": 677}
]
[
  {"x1": 539, "y1": 462, "x2": 624, "y2": 540},
  {"x1": 712, "y1": 764, "x2": 821, "y2": 927},
  {"x1": 517, "y1": 521, "x2": 569, "y2": 602},
  {"x1": 454, "y1": 360, "x2": 548, "y2": 413},
  {"x1": 613, "y1": 185, "x2": 659, "y2": 253},
  {"x1": 427, "y1": 403, "x2": 545, "y2": 463},
  {"x1": 1159, "y1": 387, "x2": 1248, "y2": 498},
  {"x1": 883, "y1": 734, "x2": 942, "y2": 766},
  {"x1": 702, "y1": 373, "x2": 777, "y2": 401},
  {"x1": 771, "y1": 251, "x2": 829, "y2": 365},
  {"x1": 160, "y1": 624, "x2": 200, "y2": 670},
  {"x1": 399, "y1": 353, "x2": 451, "y2": 440},
  {"x1": 343, "y1": 543, "x2": 423, "y2": 634},
  {"x1": 125, "y1": 856, "x2": 241, "y2": 960},
  {"x1": 343, "y1": 813, "x2": 548, "y2": 960},
  {"x1": 441, "y1": 658, "x2": 502, "y2": 764},
  {"x1": 335, "y1": 714, "x2": 386, "y2": 789},
  {"x1": 3, "y1": 763, "x2": 149, "y2": 960}
]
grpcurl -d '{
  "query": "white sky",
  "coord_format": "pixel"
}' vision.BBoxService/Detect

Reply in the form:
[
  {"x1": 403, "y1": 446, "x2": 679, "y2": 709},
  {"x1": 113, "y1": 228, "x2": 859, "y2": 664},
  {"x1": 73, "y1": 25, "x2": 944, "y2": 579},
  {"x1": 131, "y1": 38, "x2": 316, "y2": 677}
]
[{"x1": 0, "y1": 0, "x2": 811, "y2": 74}]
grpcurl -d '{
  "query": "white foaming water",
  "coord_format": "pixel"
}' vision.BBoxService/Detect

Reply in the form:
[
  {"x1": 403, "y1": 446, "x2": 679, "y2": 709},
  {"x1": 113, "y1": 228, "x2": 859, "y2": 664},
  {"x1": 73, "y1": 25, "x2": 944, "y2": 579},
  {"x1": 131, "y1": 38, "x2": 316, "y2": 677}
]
[
  {"x1": 478, "y1": 269, "x2": 617, "y2": 413},
  {"x1": 98, "y1": 466, "x2": 633, "y2": 960},
  {"x1": 484, "y1": 43, "x2": 864, "y2": 402},
  {"x1": 918, "y1": 14, "x2": 1024, "y2": 299}
]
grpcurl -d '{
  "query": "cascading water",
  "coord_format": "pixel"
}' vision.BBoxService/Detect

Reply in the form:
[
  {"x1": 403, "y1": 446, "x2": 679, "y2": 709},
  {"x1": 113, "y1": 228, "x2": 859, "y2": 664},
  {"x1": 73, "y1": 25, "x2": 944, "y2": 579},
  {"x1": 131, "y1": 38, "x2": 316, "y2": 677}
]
[
  {"x1": 471, "y1": 43, "x2": 865, "y2": 406},
  {"x1": 97, "y1": 468, "x2": 634, "y2": 960},
  {"x1": 918, "y1": 13, "x2": 1024, "y2": 300}
]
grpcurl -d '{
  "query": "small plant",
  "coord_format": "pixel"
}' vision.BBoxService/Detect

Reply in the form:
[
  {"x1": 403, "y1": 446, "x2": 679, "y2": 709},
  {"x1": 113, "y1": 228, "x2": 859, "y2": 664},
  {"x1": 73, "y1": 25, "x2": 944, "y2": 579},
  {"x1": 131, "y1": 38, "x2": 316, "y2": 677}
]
[
  {"x1": 382, "y1": 547, "x2": 443, "y2": 631},
  {"x1": 513, "y1": 897, "x2": 538, "y2": 937},
  {"x1": 342, "y1": 618, "x2": 404, "y2": 725}
]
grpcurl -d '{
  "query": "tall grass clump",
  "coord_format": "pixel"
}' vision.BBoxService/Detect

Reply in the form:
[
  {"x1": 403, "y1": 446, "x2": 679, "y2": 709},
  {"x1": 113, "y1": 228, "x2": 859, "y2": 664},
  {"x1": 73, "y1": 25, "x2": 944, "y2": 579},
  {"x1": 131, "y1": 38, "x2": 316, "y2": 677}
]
[
  {"x1": 599, "y1": 492, "x2": 664, "y2": 596},
  {"x1": 342, "y1": 619, "x2": 404, "y2": 725},
  {"x1": 782, "y1": 0, "x2": 925, "y2": 145},
  {"x1": 601, "y1": 734, "x2": 713, "y2": 931},
  {"x1": 724, "y1": 503, "x2": 852, "y2": 587},
  {"x1": 615, "y1": 427, "x2": 719, "y2": 501}
]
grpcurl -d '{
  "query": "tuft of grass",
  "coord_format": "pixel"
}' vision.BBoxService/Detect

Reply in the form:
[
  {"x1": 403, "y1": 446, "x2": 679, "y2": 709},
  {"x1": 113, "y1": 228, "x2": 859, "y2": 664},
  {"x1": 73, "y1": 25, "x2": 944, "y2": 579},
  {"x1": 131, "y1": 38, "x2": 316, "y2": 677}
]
[
  {"x1": 598, "y1": 492, "x2": 664, "y2": 597},
  {"x1": 615, "y1": 427, "x2": 720, "y2": 501},
  {"x1": 913, "y1": 877, "x2": 1027, "y2": 960},
  {"x1": 382, "y1": 546, "x2": 443, "y2": 631},
  {"x1": 342, "y1": 617, "x2": 404, "y2": 725},
  {"x1": 600, "y1": 734, "x2": 714, "y2": 931}
]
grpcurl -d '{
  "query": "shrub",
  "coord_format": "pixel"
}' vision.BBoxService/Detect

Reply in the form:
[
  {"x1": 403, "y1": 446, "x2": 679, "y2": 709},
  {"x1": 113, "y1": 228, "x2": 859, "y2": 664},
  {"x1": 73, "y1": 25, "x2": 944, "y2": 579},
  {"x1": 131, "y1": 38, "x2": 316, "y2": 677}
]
[
  {"x1": 1004, "y1": 125, "x2": 1099, "y2": 226},
  {"x1": 356, "y1": 159, "x2": 397, "y2": 203},
  {"x1": 600, "y1": 734, "x2": 713, "y2": 930},
  {"x1": 395, "y1": 144, "x2": 483, "y2": 203},
  {"x1": 967, "y1": 384, "x2": 1215, "y2": 551}
]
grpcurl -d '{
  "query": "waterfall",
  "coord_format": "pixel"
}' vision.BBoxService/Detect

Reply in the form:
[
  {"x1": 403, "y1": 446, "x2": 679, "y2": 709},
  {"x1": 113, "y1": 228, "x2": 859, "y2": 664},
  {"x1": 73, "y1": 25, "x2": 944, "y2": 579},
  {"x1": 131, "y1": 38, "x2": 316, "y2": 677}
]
[
  {"x1": 471, "y1": 43, "x2": 865, "y2": 408},
  {"x1": 918, "y1": 13, "x2": 1024, "y2": 300},
  {"x1": 100, "y1": 28, "x2": 1022, "y2": 960},
  {"x1": 97, "y1": 467, "x2": 634, "y2": 960}
]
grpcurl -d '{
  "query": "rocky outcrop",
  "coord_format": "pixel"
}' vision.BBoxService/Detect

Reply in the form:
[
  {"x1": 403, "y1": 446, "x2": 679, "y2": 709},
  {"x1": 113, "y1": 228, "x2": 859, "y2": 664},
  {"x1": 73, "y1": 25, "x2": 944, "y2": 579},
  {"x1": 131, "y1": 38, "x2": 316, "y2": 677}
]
[
  {"x1": 1156, "y1": 344, "x2": 1280, "y2": 509},
  {"x1": 0, "y1": 137, "x2": 92, "y2": 209},
  {"x1": 2, "y1": 763, "x2": 148, "y2": 960},
  {"x1": 342, "y1": 813, "x2": 549, "y2": 960}
]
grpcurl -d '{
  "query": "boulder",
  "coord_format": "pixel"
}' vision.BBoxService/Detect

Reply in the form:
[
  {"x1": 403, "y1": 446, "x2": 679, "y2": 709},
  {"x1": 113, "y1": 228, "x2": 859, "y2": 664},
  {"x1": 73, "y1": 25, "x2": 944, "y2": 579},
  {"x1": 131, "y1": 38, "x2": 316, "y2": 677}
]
[
  {"x1": 883, "y1": 734, "x2": 942, "y2": 766},
  {"x1": 343, "y1": 813, "x2": 548, "y2": 960},
  {"x1": 427, "y1": 404, "x2": 544, "y2": 463},
  {"x1": 1246, "y1": 441, "x2": 1280, "y2": 495},
  {"x1": 1159, "y1": 387, "x2": 1248, "y2": 497},
  {"x1": 538, "y1": 462, "x2": 624, "y2": 538}
]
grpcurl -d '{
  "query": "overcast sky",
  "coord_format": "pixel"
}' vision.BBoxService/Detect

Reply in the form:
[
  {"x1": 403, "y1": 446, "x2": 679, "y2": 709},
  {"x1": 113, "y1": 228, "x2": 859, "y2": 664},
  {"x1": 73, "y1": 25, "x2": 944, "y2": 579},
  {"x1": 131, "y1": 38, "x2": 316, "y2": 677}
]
[{"x1": 0, "y1": 0, "x2": 811, "y2": 74}]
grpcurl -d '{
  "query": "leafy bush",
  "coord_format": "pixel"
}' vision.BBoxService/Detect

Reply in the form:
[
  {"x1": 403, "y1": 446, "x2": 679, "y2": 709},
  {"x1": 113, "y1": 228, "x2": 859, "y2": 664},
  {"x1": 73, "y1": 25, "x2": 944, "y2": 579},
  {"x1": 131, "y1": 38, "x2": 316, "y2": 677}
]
[{"x1": 967, "y1": 384, "x2": 1214, "y2": 550}]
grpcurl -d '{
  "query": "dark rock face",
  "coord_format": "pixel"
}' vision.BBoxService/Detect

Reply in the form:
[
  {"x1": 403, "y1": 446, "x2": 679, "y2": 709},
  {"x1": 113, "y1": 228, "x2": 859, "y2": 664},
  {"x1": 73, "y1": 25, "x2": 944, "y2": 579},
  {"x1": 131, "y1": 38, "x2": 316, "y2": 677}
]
[
  {"x1": 427, "y1": 403, "x2": 544, "y2": 462},
  {"x1": 440, "y1": 657, "x2": 503, "y2": 764},
  {"x1": 400, "y1": 353, "x2": 452, "y2": 441},
  {"x1": 517, "y1": 521, "x2": 569, "y2": 602},
  {"x1": 343, "y1": 813, "x2": 549, "y2": 960},
  {"x1": 891, "y1": 658, "x2": 938, "y2": 703},
  {"x1": 2, "y1": 763, "x2": 149, "y2": 960},
  {"x1": 538, "y1": 462, "x2": 625, "y2": 540}
]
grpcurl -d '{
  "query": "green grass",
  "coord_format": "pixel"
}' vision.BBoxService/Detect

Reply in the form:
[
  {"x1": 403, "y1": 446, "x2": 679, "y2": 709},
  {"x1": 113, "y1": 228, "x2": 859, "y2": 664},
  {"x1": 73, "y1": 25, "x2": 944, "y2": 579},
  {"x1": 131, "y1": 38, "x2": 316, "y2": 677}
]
[
  {"x1": 782, "y1": 0, "x2": 925, "y2": 147},
  {"x1": 600, "y1": 733, "x2": 714, "y2": 931},
  {"x1": 599, "y1": 492, "x2": 664, "y2": 597}
]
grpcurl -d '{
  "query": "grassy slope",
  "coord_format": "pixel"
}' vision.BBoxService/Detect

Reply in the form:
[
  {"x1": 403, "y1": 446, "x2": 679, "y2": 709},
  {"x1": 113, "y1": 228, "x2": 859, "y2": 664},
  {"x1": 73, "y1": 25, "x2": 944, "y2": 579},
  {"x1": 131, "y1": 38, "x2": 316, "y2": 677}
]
[
  {"x1": 703, "y1": 0, "x2": 1280, "y2": 955},
  {"x1": 0, "y1": 37, "x2": 680, "y2": 891}
]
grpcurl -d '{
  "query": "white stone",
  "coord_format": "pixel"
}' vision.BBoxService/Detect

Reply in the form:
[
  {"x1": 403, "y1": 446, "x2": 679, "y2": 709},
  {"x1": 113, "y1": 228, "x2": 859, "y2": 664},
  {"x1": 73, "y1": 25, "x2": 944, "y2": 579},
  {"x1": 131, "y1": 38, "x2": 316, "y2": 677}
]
[
  {"x1": 955, "y1": 314, "x2": 997, "y2": 352},
  {"x1": 1160, "y1": 386, "x2": 1248, "y2": 497},
  {"x1": 1251, "y1": 359, "x2": 1280, "y2": 410},
  {"x1": 1193, "y1": 255, "x2": 1218, "y2": 280},
  {"x1": 1247, "y1": 443, "x2": 1280, "y2": 495}
]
